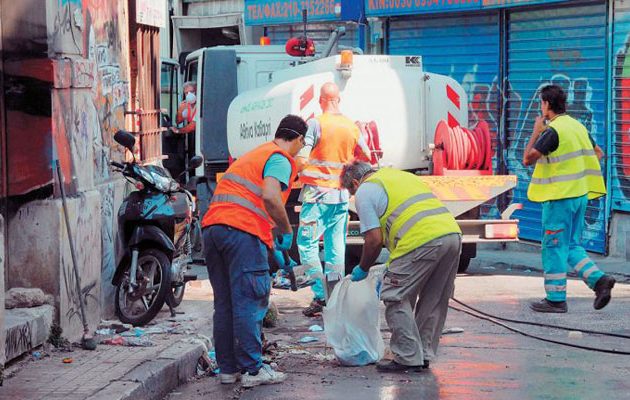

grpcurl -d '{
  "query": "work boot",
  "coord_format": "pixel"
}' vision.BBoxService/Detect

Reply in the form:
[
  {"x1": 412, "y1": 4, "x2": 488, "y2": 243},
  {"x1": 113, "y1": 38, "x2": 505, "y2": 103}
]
[
  {"x1": 376, "y1": 360, "x2": 428, "y2": 373},
  {"x1": 241, "y1": 364, "x2": 286, "y2": 388},
  {"x1": 593, "y1": 275, "x2": 616, "y2": 310},
  {"x1": 302, "y1": 299, "x2": 326, "y2": 317},
  {"x1": 529, "y1": 299, "x2": 567, "y2": 313}
]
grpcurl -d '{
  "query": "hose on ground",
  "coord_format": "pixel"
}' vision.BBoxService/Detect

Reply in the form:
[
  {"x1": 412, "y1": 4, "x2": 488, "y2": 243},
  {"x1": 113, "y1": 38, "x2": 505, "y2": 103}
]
[{"x1": 449, "y1": 298, "x2": 630, "y2": 355}]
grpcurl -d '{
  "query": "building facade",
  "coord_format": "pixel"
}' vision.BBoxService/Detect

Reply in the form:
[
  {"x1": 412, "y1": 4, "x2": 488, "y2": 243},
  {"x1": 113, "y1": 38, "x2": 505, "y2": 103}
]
[
  {"x1": 244, "y1": 0, "x2": 365, "y2": 49},
  {"x1": 0, "y1": 0, "x2": 167, "y2": 367}
]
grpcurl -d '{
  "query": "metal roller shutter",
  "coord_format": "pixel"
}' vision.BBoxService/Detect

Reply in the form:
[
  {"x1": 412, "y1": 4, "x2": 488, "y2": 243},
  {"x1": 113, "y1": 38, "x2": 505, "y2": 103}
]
[
  {"x1": 612, "y1": 0, "x2": 630, "y2": 211},
  {"x1": 506, "y1": 2, "x2": 608, "y2": 252},
  {"x1": 388, "y1": 13, "x2": 502, "y2": 217},
  {"x1": 388, "y1": 14, "x2": 501, "y2": 161}
]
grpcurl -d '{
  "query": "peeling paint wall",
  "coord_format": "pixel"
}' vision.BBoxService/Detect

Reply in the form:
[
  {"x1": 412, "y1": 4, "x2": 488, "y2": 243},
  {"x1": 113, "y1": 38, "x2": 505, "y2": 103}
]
[
  {"x1": 3, "y1": 0, "x2": 133, "y2": 340},
  {"x1": 0, "y1": 216, "x2": 5, "y2": 370}
]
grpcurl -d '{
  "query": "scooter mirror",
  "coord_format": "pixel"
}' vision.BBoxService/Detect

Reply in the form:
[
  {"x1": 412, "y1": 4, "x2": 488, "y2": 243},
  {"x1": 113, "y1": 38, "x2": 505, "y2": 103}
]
[
  {"x1": 189, "y1": 156, "x2": 203, "y2": 170},
  {"x1": 114, "y1": 130, "x2": 136, "y2": 151}
]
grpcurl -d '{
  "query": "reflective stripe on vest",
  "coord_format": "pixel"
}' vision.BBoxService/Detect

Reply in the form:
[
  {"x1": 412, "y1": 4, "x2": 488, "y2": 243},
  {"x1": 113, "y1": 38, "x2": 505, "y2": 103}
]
[
  {"x1": 210, "y1": 194, "x2": 269, "y2": 221},
  {"x1": 221, "y1": 173, "x2": 262, "y2": 197},
  {"x1": 385, "y1": 192, "x2": 435, "y2": 232},
  {"x1": 530, "y1": 169, "x2": 602, "y2": 185},
  {"x1": 300, "y1": 169, "x2": 340, "y2": 181},
  {"x1": 300, "y1": 114, "x2": 359, "y2": 188},
  {"x1": 527, "y1": 115, "x2": 606, "y2": 203},
  {"x1": 201, "y1": 141, "x2": 297, "y2": 248},
  {"x1": 365, "y1": 168, "x2": 461, "y2": 262},
  {"x1": 391, "y1": 206, "x2": 451, "y2": 248},
  {"x1": 307, "y1": 159, "x2": 346, "y2": 169},
  {"x1": 537, "y1": 148, "x2": 596, "y2": 164}
]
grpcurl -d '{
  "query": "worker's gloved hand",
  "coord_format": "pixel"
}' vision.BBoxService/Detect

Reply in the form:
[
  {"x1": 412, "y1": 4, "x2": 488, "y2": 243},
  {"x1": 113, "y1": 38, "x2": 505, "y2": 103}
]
[
  {"x1": 274, "y1": 231, "x2": 294, "y2": 251},
  {"x1": 272, "y1": 249, "x2": 297, "y2": 273},
  {"x1": 351, "y1": 265, "x2": 369, "y2": 282}
]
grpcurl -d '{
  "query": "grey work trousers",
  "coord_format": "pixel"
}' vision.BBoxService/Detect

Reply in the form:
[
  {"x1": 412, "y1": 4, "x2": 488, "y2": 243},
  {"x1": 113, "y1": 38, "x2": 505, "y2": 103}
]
[{"x1": 381, "y1": 233, "x2": 462, "y2": 366}]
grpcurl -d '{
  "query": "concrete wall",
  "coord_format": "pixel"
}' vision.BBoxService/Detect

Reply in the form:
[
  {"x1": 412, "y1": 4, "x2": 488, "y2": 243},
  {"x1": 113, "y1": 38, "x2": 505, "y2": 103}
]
[
  {"x1": 49, "y1": 0, "x2": 131, "y2": 326},
  {"x1": 9, "y1": 193, "x2": 102, "y2": 337},
  {"x1": 0, "y1": 215, "x2": 5, "y2": 370},
  {"x1": 3, "y1": 0, "x2": 132, "y2": 340},
  {"x1": 186, "y1": 0, "x2": 243, "y2": 17}
]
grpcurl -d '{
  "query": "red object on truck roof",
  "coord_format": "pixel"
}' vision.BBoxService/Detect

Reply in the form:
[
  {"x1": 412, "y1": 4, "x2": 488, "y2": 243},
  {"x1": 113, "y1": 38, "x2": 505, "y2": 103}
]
[{"x1": 285, "y1": 37, "x2": 316, "y2": 57}]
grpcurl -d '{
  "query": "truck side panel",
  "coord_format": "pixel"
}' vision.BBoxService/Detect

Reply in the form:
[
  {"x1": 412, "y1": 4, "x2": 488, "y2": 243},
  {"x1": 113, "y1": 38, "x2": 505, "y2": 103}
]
[{"x1": 201, "y1": 49, "x2": 238, "y2": 163}]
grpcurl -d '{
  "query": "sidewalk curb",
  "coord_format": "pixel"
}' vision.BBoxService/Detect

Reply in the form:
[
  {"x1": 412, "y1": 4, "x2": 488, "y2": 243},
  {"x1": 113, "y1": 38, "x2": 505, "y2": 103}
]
[{"x1": 87, "y1": 339, "x2": 206, "y2": 400}]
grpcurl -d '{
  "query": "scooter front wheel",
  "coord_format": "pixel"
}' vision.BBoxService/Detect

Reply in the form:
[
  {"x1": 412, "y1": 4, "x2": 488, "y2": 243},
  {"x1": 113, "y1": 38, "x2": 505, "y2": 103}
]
[{"x1": 115, "y1": 248, "x2": 172, "y2": 326}]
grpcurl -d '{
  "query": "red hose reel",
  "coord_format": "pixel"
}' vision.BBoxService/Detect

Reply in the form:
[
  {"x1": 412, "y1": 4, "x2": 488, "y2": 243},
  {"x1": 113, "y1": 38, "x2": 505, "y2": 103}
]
[{"x1": 432, "y1": 120, "x2": 492, "y2": 175}]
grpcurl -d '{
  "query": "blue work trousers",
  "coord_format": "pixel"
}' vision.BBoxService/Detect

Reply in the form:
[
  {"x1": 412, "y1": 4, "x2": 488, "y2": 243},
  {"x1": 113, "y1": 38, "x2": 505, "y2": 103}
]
[
  {"x1": 541, "y1": 195, "x2": 604, "y2": 302},
  {"x1": 203, "y1": 225, "x2": 270, "y2": 374},
  {"x1": 297, "y1": 202, "x2": 349, "y2": 301}
]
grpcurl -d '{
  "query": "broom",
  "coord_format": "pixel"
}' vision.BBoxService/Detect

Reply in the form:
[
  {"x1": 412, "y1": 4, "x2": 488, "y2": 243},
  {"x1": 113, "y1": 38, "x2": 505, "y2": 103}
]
[{"x1": 54, "y1": 157, "x2": 97, "y2": 350}]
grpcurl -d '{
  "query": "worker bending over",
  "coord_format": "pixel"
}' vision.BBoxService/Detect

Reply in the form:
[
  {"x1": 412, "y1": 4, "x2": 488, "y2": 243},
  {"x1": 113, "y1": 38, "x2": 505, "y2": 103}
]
[
  {"x1": 298, "y1": 82, "x2": 370, "y2": 317},
  {"x1": 523, "y1": 84, "x2": 614, "y2": 313},
  {"x1": 201, "y1": 115, "x2": 307, "y2": 387},
  {"x1": 341, "y1": 161, "x2": 462, "y2": 372}
]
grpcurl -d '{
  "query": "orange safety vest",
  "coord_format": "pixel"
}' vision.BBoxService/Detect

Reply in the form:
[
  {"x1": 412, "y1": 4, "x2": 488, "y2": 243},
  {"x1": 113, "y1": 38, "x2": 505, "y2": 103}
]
[
  {"x1": 201, "y1": 142, "x2": 297, "y2": 248},
  {"x1": 184, "y1": 103, "x2": 197, "y2": 124},
  {"x1": 300, "y1": 113, "x2": 360, "y2": 189}
]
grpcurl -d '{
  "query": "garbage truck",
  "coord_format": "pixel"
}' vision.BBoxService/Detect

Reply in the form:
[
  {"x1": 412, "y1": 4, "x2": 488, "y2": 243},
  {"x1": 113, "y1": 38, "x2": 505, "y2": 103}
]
[{"x1": 172, "y1": 36, "x2": 519, "y2": 272}]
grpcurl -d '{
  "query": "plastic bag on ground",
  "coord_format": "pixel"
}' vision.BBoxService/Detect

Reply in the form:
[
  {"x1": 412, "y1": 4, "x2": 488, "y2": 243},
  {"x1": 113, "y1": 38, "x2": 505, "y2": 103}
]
[{"x1": 323, "y1": 265, "x2": 385, "y2": 366}]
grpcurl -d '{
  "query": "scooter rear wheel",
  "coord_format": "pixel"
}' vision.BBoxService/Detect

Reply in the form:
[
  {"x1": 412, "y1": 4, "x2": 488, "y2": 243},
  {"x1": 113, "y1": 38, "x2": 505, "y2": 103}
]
[
  {"x1": 167, "y1": 285, "x2": 185, "y2": 308},
  {"x1": 115, "y1": 248, "x2": 172, "y2": 326}
]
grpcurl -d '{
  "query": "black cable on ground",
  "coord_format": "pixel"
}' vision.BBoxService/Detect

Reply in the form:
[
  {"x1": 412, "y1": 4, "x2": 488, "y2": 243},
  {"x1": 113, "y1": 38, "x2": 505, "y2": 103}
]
[
  {"x1": 448, "y1": 303, "x2": 630, "y2": 355},
  {"x1": 451, "y1": 297, "x2": 630, "y2": 340}
]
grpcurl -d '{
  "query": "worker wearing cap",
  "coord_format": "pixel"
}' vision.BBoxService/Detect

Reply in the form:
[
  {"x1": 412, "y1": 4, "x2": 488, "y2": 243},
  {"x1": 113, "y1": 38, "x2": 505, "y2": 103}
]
[
  {"x1": 340, "y1": 161, "x2": 462, "y2": 372},
  {"x1": 523, "y1": 84, "x2": 614, "y2": 313},
  {"x1": 297, "y1": 82, "x2": 370, "y2": 317},
  {"x1": 201, "y1": 115, "x2": 307, "y2": 387}
]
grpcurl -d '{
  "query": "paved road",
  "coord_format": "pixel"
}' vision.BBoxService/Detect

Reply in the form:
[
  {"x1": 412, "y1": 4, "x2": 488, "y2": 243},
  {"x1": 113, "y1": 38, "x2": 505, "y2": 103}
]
[{"x1": 166, "y1": 264, "x2": 630, "y2": 400}]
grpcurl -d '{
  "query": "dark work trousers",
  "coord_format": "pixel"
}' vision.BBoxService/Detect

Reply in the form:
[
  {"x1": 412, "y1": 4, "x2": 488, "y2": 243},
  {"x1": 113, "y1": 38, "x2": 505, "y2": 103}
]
[{"x1": 203, "y1": 225, "x2": 271, "y2": 374}]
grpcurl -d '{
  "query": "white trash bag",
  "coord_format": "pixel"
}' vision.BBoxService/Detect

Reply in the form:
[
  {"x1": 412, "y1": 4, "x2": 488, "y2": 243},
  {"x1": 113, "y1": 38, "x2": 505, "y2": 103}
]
[{"x1": 323, "y1": 265, "x2": 385, "y2": 366}]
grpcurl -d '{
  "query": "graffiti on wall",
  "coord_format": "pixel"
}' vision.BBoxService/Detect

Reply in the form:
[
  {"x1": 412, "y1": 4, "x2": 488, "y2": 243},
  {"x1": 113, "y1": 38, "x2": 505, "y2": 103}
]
[
  {"x1": 5, "y1": 0, "x2": 130, "y2": 329},
  {"x1": 614, "y1": 33, "x2": 630, "y2": 203},
  {"x1": 5, "y1": 322, "x2": 32, "y2": 360},
  {"x1": 52, "y1": 0, "x2": 83, "y2": 55},
  {"x1": 445, "y1": 63, "x2": 604, "y2": 241},
  {"x1": 6, "y1": 0, "x2": 129, "y2": 198},
  {"x1": 60, "y1": 192, "x2": 101, "y2": 332}
]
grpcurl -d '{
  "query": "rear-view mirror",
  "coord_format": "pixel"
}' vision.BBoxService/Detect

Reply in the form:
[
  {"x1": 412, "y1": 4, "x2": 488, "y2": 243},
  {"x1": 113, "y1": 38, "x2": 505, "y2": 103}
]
[
  {"x1": 114, "y1": 130, "x2": 136, "y2": 151},
  {"x1": 189, "y1": 156, "x2": 203, "y2": 170}
]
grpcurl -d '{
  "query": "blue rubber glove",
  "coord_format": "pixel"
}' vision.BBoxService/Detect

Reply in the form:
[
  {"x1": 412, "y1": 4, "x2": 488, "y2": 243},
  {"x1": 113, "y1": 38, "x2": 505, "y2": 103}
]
[
  {"x1": 274, "y1": 232, "x2": 294, "y2": 251},
  {"x1": 351, "y1": 265, "x2": 369, "y2": 282},
  {"x1": 272, "y1": 249, "x2": 297, "y2": 273}
]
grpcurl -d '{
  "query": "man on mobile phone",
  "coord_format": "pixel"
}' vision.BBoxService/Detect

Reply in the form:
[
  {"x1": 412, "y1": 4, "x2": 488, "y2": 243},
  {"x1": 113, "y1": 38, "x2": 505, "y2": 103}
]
[{"x1": 523, "y1": 84, "x2": 614, "y2": 313}]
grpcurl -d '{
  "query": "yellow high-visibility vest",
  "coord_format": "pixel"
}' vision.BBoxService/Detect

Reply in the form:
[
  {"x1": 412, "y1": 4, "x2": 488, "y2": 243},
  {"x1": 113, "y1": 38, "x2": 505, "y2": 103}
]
[
  {"x1": 365, "y1": 168, "x2": 461, "y2": 263},
  {"x1": 527, "y1": 115, "x2": 606, "y2": 202}
]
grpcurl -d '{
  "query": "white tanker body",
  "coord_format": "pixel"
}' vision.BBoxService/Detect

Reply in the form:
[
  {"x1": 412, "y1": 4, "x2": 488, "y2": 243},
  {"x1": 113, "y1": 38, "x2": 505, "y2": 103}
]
[
  {"x1": 212, "y1": 52, "x2": 518, "y2": 273},
  {"x1": 226, "y1": 54, "x2": 469, "y2": 172}
]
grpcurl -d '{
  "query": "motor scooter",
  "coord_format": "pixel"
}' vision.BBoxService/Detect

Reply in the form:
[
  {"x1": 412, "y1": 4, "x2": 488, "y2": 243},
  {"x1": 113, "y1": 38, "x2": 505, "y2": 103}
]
[{"x1": 110, "y1": 130, "x2": 203, "y2": 326}]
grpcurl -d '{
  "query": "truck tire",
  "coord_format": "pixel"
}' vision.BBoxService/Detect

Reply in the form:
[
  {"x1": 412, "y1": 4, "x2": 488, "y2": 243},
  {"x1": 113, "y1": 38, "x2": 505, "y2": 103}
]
[
  {"x1": 458, "y1": 255, "x2": 472, "y2": 273},
  {"x1": 458, "y1": 243, "x2": 476, "y2": 273}
]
